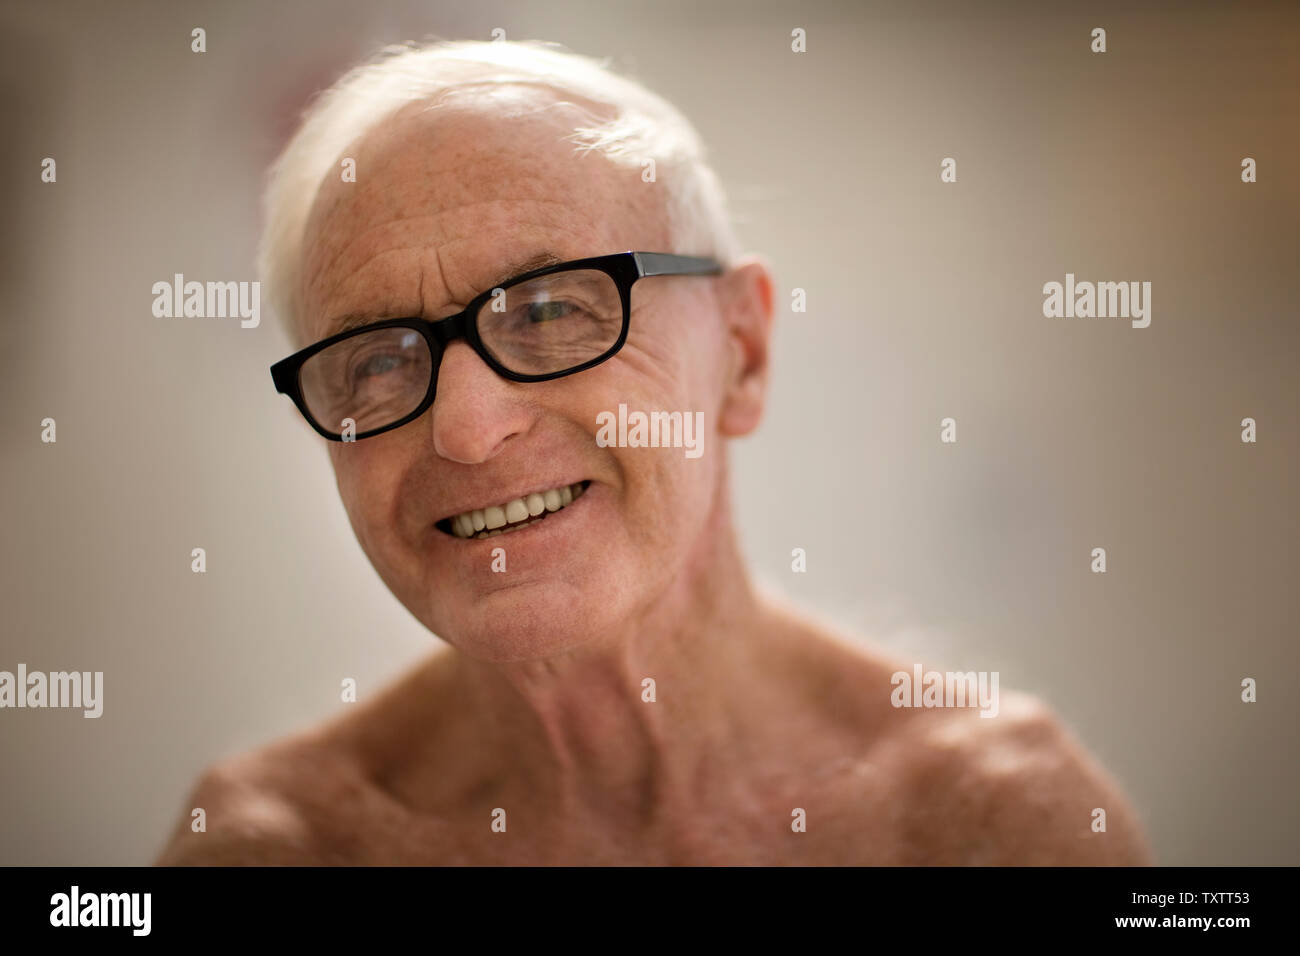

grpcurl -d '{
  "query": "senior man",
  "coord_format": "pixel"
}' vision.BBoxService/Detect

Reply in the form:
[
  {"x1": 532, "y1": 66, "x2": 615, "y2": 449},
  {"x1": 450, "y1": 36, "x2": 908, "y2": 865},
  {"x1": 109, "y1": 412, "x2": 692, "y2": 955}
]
[{"x1": 156, "y1": 40, "x2": 1151, "y2": 865}]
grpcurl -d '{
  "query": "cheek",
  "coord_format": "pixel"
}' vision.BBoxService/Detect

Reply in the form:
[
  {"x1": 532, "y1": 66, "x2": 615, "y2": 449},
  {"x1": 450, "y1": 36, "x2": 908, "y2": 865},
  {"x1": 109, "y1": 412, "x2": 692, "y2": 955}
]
[
  {"x1": 611, "y1": 411, "x2": 722, "y2": 552},
  {"x1": 330, "y1": 444, "x2": 408, "y2": 549},
  {"x1": 648, "y1": 297, "x2": 727, "y2": 402},
  {"x1": 621, "y1": 323, "x2": 723, "y2": 412},
  {"x1": 597, "y1": 306, "x2": 728, "y2": 523},
  {"x1": 606, "y1": 445, "x2": 720, "y2": 591}
]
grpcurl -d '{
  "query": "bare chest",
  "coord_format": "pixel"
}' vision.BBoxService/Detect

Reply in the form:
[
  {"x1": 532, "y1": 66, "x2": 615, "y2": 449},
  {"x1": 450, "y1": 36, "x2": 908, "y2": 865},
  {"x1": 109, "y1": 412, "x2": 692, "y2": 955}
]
[{"x1": 299, "y1": 757, "x2": 932, "y2": 865}]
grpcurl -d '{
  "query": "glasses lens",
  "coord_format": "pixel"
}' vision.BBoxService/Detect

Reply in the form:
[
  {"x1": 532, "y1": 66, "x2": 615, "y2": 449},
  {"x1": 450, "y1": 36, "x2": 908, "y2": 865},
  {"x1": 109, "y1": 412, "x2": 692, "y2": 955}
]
[
  {"x1": 299, "y1": 326, "x2": 433, "y2": 436},
  {"x1": 476, "y1": 269, "x2": 623, "y2": 376}
]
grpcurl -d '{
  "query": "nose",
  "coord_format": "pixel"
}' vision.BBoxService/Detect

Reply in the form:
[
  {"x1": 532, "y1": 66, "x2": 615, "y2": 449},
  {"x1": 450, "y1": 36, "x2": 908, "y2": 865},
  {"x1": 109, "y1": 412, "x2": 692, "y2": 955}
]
[{"x1": 429, "y1": 341, "x2": 533, "y2": 463}]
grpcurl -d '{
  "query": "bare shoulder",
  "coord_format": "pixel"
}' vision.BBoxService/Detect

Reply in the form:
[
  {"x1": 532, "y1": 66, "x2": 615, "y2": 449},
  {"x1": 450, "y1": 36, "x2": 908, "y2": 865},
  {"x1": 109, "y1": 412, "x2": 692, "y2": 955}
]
[
  {"x1": 153, "y1": 744, "x2": 319, "y2": 865},
  {"x1": 154, "y1": 655, "x2": 449, "y2": 866},
  {"x1": 757, "y1": 600, "x2": 1153, "y2": 865},
  {"x1": 886, "y1": 691, "x2": 1155, "y2": 865},
  {"x1": 152, "y1": 729, "x2": 373, "y2": 865}
]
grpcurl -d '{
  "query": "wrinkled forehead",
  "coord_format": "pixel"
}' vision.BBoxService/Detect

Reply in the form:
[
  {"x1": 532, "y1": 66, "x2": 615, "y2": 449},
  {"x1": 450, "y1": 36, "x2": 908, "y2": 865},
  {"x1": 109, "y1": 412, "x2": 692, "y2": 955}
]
[{"x1": 297, "y1": 91, "x2": 671, "y2": 339}]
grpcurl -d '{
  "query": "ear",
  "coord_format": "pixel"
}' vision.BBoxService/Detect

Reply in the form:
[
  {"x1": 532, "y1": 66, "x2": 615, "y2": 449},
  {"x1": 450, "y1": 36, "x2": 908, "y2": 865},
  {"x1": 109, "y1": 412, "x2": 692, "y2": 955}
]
[{"x1": 716, "y1": 255, "x2": 775, "y2": 438}]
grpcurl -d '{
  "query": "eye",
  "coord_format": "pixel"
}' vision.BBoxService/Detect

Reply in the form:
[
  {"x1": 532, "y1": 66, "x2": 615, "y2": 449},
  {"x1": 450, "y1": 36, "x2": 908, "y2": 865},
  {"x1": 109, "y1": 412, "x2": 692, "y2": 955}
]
[
  {"x1": 525, "y1": 299, "x2": 579, "y2": 323},
  {"x1": 350, "y1": 349, "x2": 408, "y2": 384},
  {"x1": 363, "y1": 353, "x2": 400, "y2": 375}
]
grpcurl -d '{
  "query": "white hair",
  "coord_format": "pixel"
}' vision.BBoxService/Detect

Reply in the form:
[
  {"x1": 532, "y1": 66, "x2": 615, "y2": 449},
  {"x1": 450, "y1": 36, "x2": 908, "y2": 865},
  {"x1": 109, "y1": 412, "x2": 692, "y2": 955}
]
[{"x1": 258, "y1": 38, "x2": 742, "y2": 341}]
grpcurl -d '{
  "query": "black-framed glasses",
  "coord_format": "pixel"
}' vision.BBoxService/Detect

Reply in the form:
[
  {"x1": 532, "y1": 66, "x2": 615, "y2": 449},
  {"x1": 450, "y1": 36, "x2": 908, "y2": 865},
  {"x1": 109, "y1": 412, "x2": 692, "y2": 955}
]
[{"x1": 270, "y1": 251, "x2": 723, "y2": 442}]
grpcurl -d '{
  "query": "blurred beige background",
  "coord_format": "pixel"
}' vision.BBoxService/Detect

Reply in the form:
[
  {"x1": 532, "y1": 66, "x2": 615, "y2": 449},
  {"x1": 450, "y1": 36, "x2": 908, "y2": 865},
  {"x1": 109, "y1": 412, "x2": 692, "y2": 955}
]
[{"x1": 1, "y1": 0, "x2": 1295, "y2": 865}]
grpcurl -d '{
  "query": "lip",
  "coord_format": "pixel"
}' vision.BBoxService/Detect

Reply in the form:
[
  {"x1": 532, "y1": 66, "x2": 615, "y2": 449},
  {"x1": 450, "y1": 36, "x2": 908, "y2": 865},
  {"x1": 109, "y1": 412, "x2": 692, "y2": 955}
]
[{"x1": 434, "y1": 479, "x2": 593, "y2": 539}]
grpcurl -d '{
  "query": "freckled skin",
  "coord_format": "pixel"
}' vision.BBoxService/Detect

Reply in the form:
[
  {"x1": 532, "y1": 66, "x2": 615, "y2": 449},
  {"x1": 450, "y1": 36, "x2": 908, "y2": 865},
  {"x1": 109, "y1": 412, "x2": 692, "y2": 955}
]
[{"x1": 155, "y1": 92, "x2": 1153, "y2": 866}]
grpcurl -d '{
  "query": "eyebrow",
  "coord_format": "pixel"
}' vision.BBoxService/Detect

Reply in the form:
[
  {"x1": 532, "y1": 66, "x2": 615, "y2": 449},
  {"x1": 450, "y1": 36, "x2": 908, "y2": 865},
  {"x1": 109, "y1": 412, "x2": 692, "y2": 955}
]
[{"x1": 322, "y1": 250, "x2": 568, "y2": 338}]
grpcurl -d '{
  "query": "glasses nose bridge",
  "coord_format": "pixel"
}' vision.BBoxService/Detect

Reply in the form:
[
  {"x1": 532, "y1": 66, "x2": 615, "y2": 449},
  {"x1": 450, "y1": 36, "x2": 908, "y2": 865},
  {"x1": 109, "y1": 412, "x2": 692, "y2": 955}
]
[
  {"x1": 423, "y1": 308, "x2": 498, "y2": 394},
  {"x1": 427, "y1": 309, "x2": 470, "y2": 348}
]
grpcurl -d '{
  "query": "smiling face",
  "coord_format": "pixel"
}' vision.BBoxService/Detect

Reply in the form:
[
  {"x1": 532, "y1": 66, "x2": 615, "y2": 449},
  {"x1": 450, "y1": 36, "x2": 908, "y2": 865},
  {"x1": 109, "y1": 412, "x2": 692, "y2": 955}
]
[{"x1": 296, "y1": 92, "x2": 742, "y2": 662}]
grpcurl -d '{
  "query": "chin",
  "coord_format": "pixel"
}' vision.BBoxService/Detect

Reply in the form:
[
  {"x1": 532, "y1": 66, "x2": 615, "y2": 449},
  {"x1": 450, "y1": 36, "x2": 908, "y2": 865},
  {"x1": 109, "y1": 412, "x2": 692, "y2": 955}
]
[{"x1": 428, "y1": 579, "x2": 629, "y2": 664}]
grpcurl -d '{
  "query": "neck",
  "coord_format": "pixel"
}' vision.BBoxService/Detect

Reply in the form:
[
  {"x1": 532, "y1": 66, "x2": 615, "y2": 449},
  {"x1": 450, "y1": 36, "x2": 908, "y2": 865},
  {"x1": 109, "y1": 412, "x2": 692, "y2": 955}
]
[{"x1": 444, "y1": 476, "x2": 777, "y2": 830}]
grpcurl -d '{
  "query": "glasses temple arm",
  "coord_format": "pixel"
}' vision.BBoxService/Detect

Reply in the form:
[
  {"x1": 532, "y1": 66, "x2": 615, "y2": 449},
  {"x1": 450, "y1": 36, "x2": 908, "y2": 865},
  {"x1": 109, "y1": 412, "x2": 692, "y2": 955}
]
[{"x1": 633, "y1": 252, "x2": 725, "y2": 277}]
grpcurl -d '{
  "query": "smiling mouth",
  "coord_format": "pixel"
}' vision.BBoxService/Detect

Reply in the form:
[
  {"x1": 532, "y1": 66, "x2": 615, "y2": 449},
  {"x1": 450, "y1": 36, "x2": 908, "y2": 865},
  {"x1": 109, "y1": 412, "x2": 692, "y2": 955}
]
[{"x1": 436, "y1": 480, "x2": 591, "y2": 540}]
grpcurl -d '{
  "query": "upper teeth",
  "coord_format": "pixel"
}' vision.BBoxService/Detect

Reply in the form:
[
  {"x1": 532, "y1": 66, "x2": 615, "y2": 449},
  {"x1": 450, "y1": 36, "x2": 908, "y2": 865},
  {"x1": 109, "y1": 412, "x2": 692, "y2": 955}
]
[{"x1": 447, "y1": 482, "x2": 587, "y2": 539}]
